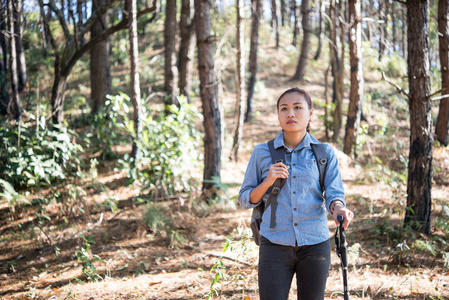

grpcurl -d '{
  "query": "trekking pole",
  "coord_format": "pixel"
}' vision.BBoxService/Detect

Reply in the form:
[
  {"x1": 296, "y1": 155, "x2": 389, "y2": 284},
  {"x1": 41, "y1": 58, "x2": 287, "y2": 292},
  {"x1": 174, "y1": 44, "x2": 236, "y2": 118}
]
[{"x1": 336, "y1": 214, "x2": 349, "y2": 300}]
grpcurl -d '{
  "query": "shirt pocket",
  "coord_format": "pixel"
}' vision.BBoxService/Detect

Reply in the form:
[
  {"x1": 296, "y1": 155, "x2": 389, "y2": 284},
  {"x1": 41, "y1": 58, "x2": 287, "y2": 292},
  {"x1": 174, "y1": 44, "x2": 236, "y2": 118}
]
[{"x1": 300, "y1": 159, "x2": 319, "y2": 181}]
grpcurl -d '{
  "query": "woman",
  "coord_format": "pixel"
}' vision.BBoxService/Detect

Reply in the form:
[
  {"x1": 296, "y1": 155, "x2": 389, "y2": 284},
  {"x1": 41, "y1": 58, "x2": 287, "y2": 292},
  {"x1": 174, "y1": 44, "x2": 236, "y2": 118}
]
[{"x1": 239, "y1": 88, "x2": 354, "y2": 300}]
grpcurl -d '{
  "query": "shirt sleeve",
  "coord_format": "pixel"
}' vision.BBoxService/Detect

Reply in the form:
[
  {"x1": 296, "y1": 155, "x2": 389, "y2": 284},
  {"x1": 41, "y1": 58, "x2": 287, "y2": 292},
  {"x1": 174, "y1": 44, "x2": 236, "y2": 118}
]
[
  {"x1": 238, "y1": 145, "x2": 265, "y2": 210},
  {"x1": 323, "y1": 145, "x2": 346, "y2": 213}
]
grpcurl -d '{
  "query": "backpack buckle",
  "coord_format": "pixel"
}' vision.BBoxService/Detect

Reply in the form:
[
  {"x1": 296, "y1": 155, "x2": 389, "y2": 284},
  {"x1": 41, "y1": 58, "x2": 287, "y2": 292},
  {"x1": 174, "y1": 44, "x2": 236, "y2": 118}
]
[{"x1": 272, "y1": 187, "x2": 281, "y2": 195}]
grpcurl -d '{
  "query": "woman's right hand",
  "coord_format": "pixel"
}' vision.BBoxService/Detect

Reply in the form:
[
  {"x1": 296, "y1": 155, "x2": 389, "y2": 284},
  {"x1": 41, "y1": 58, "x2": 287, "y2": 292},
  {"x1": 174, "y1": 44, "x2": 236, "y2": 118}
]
[{"x1": 265, "y1": 162, "x2": 289, "y2": 186}]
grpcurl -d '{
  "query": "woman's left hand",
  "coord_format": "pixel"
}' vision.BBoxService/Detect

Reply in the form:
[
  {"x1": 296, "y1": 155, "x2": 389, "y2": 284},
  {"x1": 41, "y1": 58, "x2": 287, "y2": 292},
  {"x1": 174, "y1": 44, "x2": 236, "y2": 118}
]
[{"x1": 332, "y1": 204, "x2": 354, "y2": 230}]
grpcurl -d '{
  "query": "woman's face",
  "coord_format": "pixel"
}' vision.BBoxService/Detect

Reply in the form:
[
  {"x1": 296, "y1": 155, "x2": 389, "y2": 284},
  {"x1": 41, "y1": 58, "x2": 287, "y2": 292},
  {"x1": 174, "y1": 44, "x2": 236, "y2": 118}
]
[{"x1": 277, "y1": 92, "x2": 313, "y2": 133}]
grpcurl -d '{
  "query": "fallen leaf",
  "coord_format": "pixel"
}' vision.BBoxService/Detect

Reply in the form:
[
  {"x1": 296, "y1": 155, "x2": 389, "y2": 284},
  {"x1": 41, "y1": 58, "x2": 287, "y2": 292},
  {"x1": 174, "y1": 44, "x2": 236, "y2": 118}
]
[{"x1": 149, "y1": 281, "x2": 162, "y2": 287}]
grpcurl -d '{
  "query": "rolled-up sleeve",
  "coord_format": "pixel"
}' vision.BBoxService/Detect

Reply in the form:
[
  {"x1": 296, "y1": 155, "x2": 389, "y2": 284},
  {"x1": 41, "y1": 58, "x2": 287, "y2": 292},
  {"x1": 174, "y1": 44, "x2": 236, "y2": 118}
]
[
  {"x1": 238, "y1": 145, "x2": 264, "y2": 209},
  {"x1": 323, "y1": 145, "x2": 346, "y2": 213}
]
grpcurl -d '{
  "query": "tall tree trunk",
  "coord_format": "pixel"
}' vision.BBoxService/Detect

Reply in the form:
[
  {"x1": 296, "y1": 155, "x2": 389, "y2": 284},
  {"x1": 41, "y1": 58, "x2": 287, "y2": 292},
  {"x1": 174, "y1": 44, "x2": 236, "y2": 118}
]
[
  {"x1": 195, "y1": 0, "x2": 222, "y2": 200},
  {"x1": 292, "y1": 0, "x2": 298, "y2": 46},
  {"x1": 378, "y1": 0, "x2": 385, "y2": 60},
  {"x1": 343, "y1": 0, "x2": 363, "y2": 156},
  {"x1": 7, "y1": 0, "x2": 21, "y2": 120},
  {"x1": 404, "y1": 0, "x2": 432, "y2": 235},
  {"x1": 77, "y1": 0, "x2": 84, "y2": 46},
  {"x1": 129, "y1": 0, "x2": 142, "y2": 161},
  {"x1": 90, "y1": 0, "x2": 112, "y2": 114},
  {"x1": 280, "y1": 0, "x2": 285, "y2": 27},
  {"x1": 231, "y1": 0, "x2": 245, "y2": 162},
  {"x1": 314, "y1": 0, "x2": 325, "y2": 60},
  {"x1": 245, "y1": 0, "x2": 262, "y2": 122},
  {"x1": 392, "y1": 0, "x2": 396, "y2": 51},
  {"x1": 164, "y1": 0, "x2": 178, "y2": 109},
  {"x1": 178, "y1": 0, "x2": 195, "y2": 99},
  {"x1": 271, "y1": 0, "x2": 279, "y2": 48},
  {"x1": 13, "y1": 0, "x2": 26, "y2": 92},
  {"x1": 435, "y1": 0, "x2": 449, "y2": 146},
  {"x1": 330, "y1": 0, "x2": 343, "y2": 142},
  {"x1": 0, "y1": 8, "x2": 8, "y2": 116},
  {"x1": 292, "y1": 0, "x2": 311, "y2": 81}
]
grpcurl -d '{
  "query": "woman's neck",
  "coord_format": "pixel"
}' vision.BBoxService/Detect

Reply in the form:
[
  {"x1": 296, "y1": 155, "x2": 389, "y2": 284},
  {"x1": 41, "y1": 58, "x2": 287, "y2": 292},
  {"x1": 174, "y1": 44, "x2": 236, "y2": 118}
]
[{"x1": 283, "y1": 130, "x2": 307, "y2": 149}]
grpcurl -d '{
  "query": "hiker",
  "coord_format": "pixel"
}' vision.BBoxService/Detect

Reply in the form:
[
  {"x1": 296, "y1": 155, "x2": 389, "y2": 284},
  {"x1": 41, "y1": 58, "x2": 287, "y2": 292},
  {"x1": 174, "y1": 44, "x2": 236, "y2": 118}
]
[{"x1": 238, "y1": 87, "x2": 354, "y2": 300}]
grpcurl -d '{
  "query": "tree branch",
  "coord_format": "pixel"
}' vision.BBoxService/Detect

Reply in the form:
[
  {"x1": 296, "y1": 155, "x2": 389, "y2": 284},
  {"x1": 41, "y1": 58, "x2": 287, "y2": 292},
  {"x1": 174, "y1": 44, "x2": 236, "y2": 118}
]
[
  {"x1": 431, "y1": 94, "x2": 449, "y2": 102},
  {"x1": 79, "y1": 0, "x2": 118, "y2": 38},
  {"x1": 381, "y1": 71, "x2": 411, "y2": 100},
  {"x1": 65, "y1": 4, "x2": 157, "y2": 74},
  {"x1": 47, "y1": 0, "x2": 71, "y2": 42}
]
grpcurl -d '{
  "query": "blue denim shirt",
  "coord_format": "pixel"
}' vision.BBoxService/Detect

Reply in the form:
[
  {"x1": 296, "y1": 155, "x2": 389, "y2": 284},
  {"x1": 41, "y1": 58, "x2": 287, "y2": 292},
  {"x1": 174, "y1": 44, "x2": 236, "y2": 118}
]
[{"x1": 239, "y1": 132, "x2": 346, "y2": 247}]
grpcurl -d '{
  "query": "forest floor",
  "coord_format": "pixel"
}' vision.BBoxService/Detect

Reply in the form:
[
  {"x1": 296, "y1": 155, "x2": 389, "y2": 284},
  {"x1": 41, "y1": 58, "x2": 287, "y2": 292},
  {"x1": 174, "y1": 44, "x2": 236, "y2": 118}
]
[{"x1": 1, "y1": 42, "x2": 449, "y2": 300}]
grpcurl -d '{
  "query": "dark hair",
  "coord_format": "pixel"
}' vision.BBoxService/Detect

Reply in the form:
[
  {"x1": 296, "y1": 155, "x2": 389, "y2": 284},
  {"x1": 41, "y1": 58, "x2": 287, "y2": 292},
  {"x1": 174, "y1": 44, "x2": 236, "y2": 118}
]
[
  {"x1": 276, "y1": 88, "x2": 313, "y2": 133},
  {"x1": 276, "y1": 87, "x2": 312, "y2": 111}
]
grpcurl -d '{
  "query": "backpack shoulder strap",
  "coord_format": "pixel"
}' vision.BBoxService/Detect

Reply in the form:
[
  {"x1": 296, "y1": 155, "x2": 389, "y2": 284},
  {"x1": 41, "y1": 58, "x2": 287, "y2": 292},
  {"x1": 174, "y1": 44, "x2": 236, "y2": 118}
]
[
  {"x1": 266, "y1": 139, "x2": 286, "y2": 228},
  {"x1": 267, "y1": 139, "x2": 285, "y2": 164},
  {"x1": 311, "y1": 143, "x2": 328, "y2": 195}
]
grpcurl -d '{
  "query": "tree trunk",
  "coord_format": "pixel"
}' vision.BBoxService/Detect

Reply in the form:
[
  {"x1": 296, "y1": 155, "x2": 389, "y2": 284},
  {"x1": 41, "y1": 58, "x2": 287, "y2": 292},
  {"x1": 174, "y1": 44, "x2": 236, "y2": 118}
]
[
  {"x1": 271, "y1": 0, "x2": 279, "y2": 48},
  {"x1": 195, "y1": 0, "x2": 222, "y2": 200},
  {"x1": 330, "y1": 0, "x2": 343, "y2": 142},
  {"x1": 292, "y1": 0, "x2": 311, "y2": 81},
  {"x1": 435, "y1": 0, "x2": 449, "y2": 146},
  {"x1": 292, "y1": 0, "x2": 298, "y2": 46},
  {"x1": 13, "y1": 0, "x2": 26, "y2": 92},
  {"x1": 314, "y1": 0, "x2": 325, "y2": 60},
  {"x1": 378, "y1": 0, "x2": 385, "y2": 60},
  {"x1": 280, "y1": 0, "x2": 285, "y2": 27},
  {"x1": 0, "y1": 7, "x2": 9, "y2": 116},
  {"x1": 90, "y1": 0, "x2": 112, "y2": 114},
  {"x1": 245, "y1": 0, "x2": 262, "y2": 123},
  {"x1": 231, "y1": 0, "x2": 245, "y2": 162},
  {"x1": 392, "y1": 0, "x2": 396, "y2": 50},
  {"x1": 404, "y1": 0, "x2": 432, "y2": 235},
  {"x1": 129, "y1": 0, "x2": 142, "y2": 161},
  {"x1": 343, "y1": 0, "x2": 363, "y2": 156},
  {"x1": 77, "y1": 0, "x2": 84, "y2": 46},
  {"x1": 178, "y1": 0, "x2": 195, "y2": 99},
  {"x1": 164, "y1": 0, "x2": 178, "y2": 109},
  {"x1": 8, "y1": 0, "x2": 21, "y2": 120}
]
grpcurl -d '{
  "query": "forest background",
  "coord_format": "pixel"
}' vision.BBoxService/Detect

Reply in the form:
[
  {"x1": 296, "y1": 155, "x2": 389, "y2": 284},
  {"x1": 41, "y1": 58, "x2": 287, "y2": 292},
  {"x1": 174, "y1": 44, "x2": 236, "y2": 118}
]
[{"x1": 0, "y1": 0, "x2": 449, "y2": 299}]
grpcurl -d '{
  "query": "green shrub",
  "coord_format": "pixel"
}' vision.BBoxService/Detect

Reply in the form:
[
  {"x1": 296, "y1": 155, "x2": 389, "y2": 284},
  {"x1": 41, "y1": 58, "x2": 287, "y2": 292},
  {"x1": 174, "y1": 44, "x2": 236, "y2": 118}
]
[{"x1": 0, "y1": 116, "x2": 84, "y2": 187}]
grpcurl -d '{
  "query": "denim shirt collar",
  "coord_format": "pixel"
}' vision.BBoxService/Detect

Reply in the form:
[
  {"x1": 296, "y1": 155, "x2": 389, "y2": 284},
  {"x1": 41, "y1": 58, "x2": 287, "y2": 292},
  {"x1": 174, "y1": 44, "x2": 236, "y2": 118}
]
[{"x1": 274, "y1": 132, "x2": 319, "y2": 151}]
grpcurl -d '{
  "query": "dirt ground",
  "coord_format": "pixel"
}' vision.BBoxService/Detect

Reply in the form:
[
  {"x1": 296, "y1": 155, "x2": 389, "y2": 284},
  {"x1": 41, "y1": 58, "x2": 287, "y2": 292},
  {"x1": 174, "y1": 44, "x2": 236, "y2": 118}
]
[{"x1": 1, "y1": 44, "x2": 449, "y2": 299}]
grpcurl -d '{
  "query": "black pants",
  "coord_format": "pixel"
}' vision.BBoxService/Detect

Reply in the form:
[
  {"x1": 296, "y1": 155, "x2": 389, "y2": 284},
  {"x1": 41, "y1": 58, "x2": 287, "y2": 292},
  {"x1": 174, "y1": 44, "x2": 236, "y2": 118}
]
[{"x1": 258, "y1": 236, "x2": 331, "y2": 300}]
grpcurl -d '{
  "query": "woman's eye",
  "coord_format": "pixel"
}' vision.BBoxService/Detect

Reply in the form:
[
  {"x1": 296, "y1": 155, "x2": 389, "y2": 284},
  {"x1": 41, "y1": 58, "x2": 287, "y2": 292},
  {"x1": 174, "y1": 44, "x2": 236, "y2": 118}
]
[{"x1": 295, "y1": 106, "x2": 302, "y2": 110}]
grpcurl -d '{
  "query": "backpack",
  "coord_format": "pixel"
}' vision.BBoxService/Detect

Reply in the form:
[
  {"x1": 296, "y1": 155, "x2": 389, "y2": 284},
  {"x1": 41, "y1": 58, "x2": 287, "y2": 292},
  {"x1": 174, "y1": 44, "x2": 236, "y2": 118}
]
[{"x1": 250, "y1": 139, "x2": 328, "y2": 245}]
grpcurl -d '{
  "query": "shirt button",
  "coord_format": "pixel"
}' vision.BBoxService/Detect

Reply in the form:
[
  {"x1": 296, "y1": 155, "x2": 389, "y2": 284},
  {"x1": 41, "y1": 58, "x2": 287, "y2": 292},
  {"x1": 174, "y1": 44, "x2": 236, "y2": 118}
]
[
  {"x1": 294, "y1": 223, "x2": 298, "y2": 226},
  {"x1": 293, "y1": 163, "x2": 296, "y2": 166},
  {"x1": 293, "y1": 208, "x2": 297, "y2": 211},
  {"x1": 293, "y1": 176, "x2": 296, "y2": 178},
  {"x1": 293, "y1": 191, "x2": 296, "y2": 194}
]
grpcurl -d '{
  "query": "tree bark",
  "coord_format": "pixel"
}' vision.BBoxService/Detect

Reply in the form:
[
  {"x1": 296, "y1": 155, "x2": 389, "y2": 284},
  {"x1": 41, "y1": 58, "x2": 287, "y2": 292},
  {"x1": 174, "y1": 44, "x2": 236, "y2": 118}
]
[
  {"x1": 129, "y1": 0, "x2": 142, "y2": 161},
  {"x1": 280, "y1": 0, "x2": 285, "y2": 27},
  {"x1": 195, "y1": 0, "x2": 222, "y2": 200},
  {"x1": 7, "y1": 0, "x2": 21, "y2": 120},
  {"x1": 0, "y1": 7, "x2": 9, "y2": 116},
  {"x1": 435, "y1": 0, "x2": 449, "y2": 146},
  {"x1": 13, "y1": 0, "x2": 26, "y2": 92},
  {"x1": 245, "y1": 0, "x2": 262, "y2": 122},
  {"x1": 378, "y1": 0, "x2": 386, "y2": 60},
  {"x1": 404, "y1": 0, "x2": 432, "y2": 235},
  {"x1": 292, "y1": 0, "x2": 311, "y2": 81},
  {"x1": 271, "y1": 0, "x2": 279, "y2": 48},
  {"x1": 343, "y1": 0, "x2": 363, "y2": 156},
  {"x1": 292, "y1": 0, "x2": 298, "y2": 46},
  {"x1": 90, "y1": 0, "x2": 112, "y2": 114},
  {"x1": 330, "y1": 0, "x2": 343, "y2": 142},
  {"x1": 178, "y1": 0, "x2": 195, "y2": 99},
  {"x1": 231, "y1": 0, "x2": 245, "y2": 162},
  {"x1": 164, "y1": 0, "x2": 178, "y2": 109},
  {"x1": 314, "y1": 0, "x2": 325, "y2": 60},
  {"x1": 77, "y1": 0, "x2": 84, "y2": 46}
]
